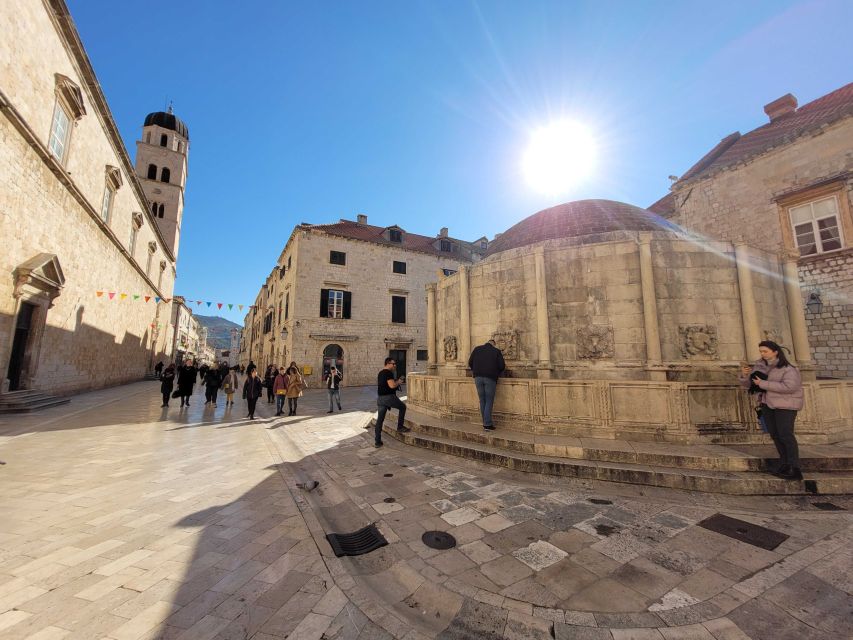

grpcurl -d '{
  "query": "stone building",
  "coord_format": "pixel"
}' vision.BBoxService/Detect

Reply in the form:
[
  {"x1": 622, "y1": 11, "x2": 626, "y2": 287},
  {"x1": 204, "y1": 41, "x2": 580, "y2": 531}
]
[
  {"x1": 649, "y1": 83, "x2": 853, "y2": 378},
  {"x1": 228, "y1": 328, "x2": 242, "y2": 367},
  {"x1": 240, "y1": 215, "x2": 484, "y2": 386},
  {"x1": 413, "y1": 199, "x2": 851, "y2": 444},
  {"x1": 0, "y1": 0, "x2": 188, "y2": 394}
]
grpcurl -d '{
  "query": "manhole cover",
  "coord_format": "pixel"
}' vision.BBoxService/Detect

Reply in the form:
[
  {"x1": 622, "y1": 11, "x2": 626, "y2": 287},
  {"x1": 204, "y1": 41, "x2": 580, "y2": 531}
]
[
  {"x1": 698, "y1": 514, "x2": 788, "y2": 551},
  {"x1": 384, "y1": 497, "x2": 396, "y2": 503},
  {"x1": 422, "y1": 531, "x2": 456, "y2": 550},
  {"x1": 588, "y1": 498, "x2": 613, "y2": 505},
  {"x1": 384, "y1": 473, "x2": 394, "y2": 477},
  {"x1": 813, "y1": 502, "x2": 845, "y2": 511},
  {"x1": 326, "y1": 524, "x2": 388, "y2": 557}
]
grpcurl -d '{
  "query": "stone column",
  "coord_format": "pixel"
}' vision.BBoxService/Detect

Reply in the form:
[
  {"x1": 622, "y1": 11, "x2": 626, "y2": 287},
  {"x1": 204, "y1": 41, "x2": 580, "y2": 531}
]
[
  {"x1": 782, "y1": 250, "x2": 814, "y2": 368},
  {"x1": 459, "y1": 265, "x2": 471, "y2": 370},
  {"x1": 534, "y1": 247, "x2": 552, "y2": 378},
  {"x1": 426, "y1": 283, "x2": 437, "y2": 373},
  {"x1": 638, "y1": 233, "x2": 665, "y2": 381},
  {"x1": 734, "y1": 242, "x2": 761, "y2": 361}
]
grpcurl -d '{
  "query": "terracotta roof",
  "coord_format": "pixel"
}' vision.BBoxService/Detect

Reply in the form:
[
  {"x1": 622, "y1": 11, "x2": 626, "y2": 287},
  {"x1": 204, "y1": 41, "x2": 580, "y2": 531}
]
[
  {"x1": 484, "y1": 200, "x2": 668, "y2": 257},
  {"x1": 678, "y1": 82, "x2": 853, "y2": 184},
  {"x1": 305, "y1": 220, "x2": 479, "y2": 258}
]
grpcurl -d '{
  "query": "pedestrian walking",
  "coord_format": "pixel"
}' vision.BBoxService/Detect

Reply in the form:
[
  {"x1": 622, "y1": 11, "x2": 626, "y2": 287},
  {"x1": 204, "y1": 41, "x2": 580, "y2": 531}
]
[
  {"x1": 374, "y1": 357, "x2": 410, "y2": 447},
  {"x1": 245, "y1": 361, "x2": 254, "y2": 376},
  {"x1": 177, "y1": 360, "x2": 198, "y2": 407},
  {"x1": 198, "y1": 363, "x2": 209, "y2": 383},
  {"x1": 285, "y1": 366, "x2": 304, "y2": 416},
  {"x1": 740, "y1": 340, "x2": 804, "y2": 480},
  {"x1": 154, "y1": 361, "x2": 164, "y2": 377},
  {"x1": 159, "y1": 363, "x2": 175, "y2": 407},
  {"x1": 325, "y1": 366, "x2": 343, "y2": 413},
  {"x1": 221, "y1": 367, "x2": 239, "y2": 407},
  {"x1": 273, "y1": 366, "x2": 289, "y2": 416},
  {"x1": 243, "y1": 369, "x2": 264, "y2": 419},
  {"x1": 468, "y1": 339, "x2": 505, "y2": 431},
  {"x1": 264, "y1": 365, "x2": 276, "y2": 404},
  {"x1": 204, "y1": 367, "x2": 222, "y2": 406}
]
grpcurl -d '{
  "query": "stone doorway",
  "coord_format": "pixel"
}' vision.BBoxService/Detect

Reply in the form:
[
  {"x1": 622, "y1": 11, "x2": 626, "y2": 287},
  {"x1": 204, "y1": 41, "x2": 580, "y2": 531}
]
[
  {"x1": 388, "y1": 348, "x2": 407, "y2": 381},
  {"x1": 7, "y1": 302, "x2": 37, "y2": 391},
  {"x1": 322, "y1": 344, "x2": 344, "y2": 378}
]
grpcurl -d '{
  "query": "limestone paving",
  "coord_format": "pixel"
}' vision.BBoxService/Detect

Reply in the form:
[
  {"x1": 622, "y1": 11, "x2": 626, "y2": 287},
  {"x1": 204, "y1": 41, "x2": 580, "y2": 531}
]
[{"x1": 0, "y1": 381, "x2": 851, "y2": 639}]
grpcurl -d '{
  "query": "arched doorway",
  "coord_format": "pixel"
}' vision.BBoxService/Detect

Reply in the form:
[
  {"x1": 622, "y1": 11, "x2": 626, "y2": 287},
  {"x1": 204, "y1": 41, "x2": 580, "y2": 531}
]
[{"x1": 322, "y1": 344, "x2": 344, "y2": 379}]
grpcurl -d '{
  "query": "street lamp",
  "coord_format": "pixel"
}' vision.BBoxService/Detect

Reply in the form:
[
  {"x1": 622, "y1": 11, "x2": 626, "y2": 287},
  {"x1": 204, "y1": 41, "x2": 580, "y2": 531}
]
[{"x1": 805, "y1": 290, "x2": 823, "y2": 315}]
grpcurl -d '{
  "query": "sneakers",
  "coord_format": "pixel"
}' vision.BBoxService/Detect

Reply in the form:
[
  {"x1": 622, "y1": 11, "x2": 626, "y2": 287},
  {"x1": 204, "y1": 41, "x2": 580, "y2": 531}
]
[
  {"x1": 397, "y1": 426, "x2": 411, "y2": 433},
  {"x1": 374, "y1": 442, "x2": 384, "y2": 448},
  {"x1": 779, "y1": 467, "x2": 803, "y2": 481},
  {"x1": 484, "y1": 425, "x2": 496, "y2": 431}
]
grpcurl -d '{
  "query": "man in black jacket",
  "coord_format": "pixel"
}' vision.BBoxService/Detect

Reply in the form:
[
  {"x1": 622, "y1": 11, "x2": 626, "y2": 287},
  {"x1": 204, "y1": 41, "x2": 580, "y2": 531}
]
[{"x1": 468, "y1": 339, "x2": 505, "y2": 431}]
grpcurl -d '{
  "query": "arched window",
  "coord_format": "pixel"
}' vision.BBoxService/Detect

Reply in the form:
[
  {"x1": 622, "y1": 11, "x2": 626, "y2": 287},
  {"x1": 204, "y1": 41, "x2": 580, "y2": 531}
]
[
  {"x1": 158, "y1": 204, "x2": 165, "y2": 218},
  {"x1": 151, "y1": 202, "x2": 157, "y2": 216},
  {"x1": 160, "y1": 167, "x2": 170, "y2": 183},
  {"x1": 145, "y1": 132, "x2": 151, "y2": 143},
  {"x1": 160, "y1": 134, "x2": 168, "y2": 147},
  {"x1": 322, "y1": 344, "x2": 344, "y2": 377},
  {"x1": 177, "y1": 141, "x2": 184, "y2": 153},
  {"x1": 147, "y1": 164, "x2": 157, "y2": 179}
]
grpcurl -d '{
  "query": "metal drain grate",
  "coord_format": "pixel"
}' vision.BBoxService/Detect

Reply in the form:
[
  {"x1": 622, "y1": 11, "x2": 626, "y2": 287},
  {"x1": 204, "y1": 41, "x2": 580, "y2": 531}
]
[
  {"x1": 326, "y1": 524, "x2": 388, "y2": 557},
  {"x1": 698, "y1": 514, "x2": 788, "y2": 551},
  {"x1": 813, "y1": 502, "x2": 845, "y2": 511},
  {"x1": 588, "y1": 498, "x2": 613, "y2": 505},
  {"x1": 422, "y1": 531, "x2": 457, "y2": 550},
  {"x1": 383, "y1": 497, "x2": 396, "y2": 503}
]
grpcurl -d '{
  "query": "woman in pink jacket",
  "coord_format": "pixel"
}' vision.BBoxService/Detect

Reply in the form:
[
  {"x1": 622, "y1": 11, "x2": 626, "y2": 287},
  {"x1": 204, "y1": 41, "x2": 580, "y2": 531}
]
[{"x1": 740, "y1": 340, "x2": 804, "y2": 480}]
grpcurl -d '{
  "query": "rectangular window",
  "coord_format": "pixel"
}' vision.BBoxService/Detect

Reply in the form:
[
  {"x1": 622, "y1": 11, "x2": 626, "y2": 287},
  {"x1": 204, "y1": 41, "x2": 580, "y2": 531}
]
[
  {"x1": 287, "y1": 256, "x2": 292, "y2": 269},
  {"x1": 48, "y1": 101, "x2": 71, "y2": 162},
  {"x1": 789, "y1": 196, "x2": 843, "y2": 256},
  {"x1": 440, "y1": 239, "x2": 452, "y2": 252},
  {"x1": 393, "y1": 260, "x2": 407, "y2": 274},
  {"x1": 389, "y1": 229, "x2": 402, "y2": 242},
  {"x1": 442, "y1": 268, "x2": 457, "y2": 276},
  {"x1": 330, "y1": 250, "x2": 346, "y2": 265},
  {"x1": 100, "y1": 186, "x2": 114, "y2": 223},
  {"x1": 320, "y1": 289, "x2": 351, "y2": 319},
  {"x1": 416, "y1": 349, "x2": 428, "y2": 361},
  {"x1": 391, "y1": 295, "x2": 406, "y2": 324},
  {"x1": 285, "y1": 292, "x2": 289, "y2": 319}
]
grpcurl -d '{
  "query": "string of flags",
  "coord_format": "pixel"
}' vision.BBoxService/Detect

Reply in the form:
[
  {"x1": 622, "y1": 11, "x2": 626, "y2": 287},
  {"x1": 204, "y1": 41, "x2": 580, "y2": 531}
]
[{"x1": 95, "y1": 291, "x2": 256, "y2": 312}]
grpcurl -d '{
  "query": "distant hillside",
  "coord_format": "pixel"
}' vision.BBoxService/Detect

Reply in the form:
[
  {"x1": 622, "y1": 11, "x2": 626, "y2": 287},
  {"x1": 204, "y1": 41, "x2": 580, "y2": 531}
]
[{"x1": 195, "y1": 315, "x2": 241, "y2": 350}]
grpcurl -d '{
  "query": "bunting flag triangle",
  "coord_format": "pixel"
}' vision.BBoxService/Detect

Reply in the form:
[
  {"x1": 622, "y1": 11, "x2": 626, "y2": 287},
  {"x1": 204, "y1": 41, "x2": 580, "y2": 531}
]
[
  {"x1": 108, "y1": 292, "x2": 116, "y2": 300},
  {"x1": 144, "y1": 296, "x2": 151, "y2": 302},
  {"x1": 217, "y1": 303, "x2": 223, "y2": 309},
  {"x1": 196, "y1": 301, "x2": 202, "y2": 306},
  {"x1": 96, "y1": 291, "x2": 104, "y2": 297},
  {"x1": 206, "y1": 302, "x2": 212, "y2": 308},
  {"x1": 120, "y1": 293, "x2": 127, "y2": 300},
  {"x1": 228, "y1": 304, "x2": 233, "y2": 310},
  {"x1": 155, "y1": 296, "x2": 161, "y2": 303},
  {"x1": 133, "y1": 295, "x2": 140, "y2": 300},
  {"x1": 238, "y1": 305, "x2": 243, "y2": 311}
]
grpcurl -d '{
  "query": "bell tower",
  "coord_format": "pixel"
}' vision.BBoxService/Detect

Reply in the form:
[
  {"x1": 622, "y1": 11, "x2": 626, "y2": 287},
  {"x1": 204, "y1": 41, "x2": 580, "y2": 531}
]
[{"x1": 135, "y1": 106, "x2": 189, "y2": 259}]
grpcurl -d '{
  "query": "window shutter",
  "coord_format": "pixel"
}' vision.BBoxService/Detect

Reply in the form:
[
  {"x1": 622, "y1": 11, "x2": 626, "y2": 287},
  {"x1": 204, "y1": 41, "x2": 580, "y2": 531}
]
[
  {"x1": 320, "y1": 289, "x2": 329, "y2": 317},
  {"x1": 343, "y1": 291, "x2": 352, "y2": 319}
]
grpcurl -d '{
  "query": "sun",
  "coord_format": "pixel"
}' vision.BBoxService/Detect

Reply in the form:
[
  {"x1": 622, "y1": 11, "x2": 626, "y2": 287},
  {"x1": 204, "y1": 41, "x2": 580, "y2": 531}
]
[{"x1": 522, "y1": 120, "x2": 597, "y2": 195}]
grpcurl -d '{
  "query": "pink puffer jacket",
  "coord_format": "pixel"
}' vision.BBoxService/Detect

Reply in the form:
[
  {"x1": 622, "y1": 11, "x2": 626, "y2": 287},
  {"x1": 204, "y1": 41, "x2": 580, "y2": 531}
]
[{"x1": 739, "y1": 360, "x2": 804, "y2": 411}]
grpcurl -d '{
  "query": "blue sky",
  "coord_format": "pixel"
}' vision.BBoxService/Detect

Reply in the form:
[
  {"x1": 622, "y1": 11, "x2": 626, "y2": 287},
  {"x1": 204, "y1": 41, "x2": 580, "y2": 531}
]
[{"x1": 68, "y1": 0, "x2": 853, "y2": 324}]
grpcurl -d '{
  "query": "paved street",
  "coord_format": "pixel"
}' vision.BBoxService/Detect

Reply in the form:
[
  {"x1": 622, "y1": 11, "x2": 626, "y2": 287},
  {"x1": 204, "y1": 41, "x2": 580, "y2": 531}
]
[{"x1": 1, "y1": 380, "x2": 852, "y2": 639}]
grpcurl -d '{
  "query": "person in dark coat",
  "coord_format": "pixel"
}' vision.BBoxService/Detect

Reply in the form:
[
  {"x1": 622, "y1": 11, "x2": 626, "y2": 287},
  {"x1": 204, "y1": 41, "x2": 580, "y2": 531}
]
[
  {"x1": 154, "y1": 361, "x2": 164, "y2": 376},
  {"x1": 204, "y1": 367, "x2": 222, "y2": 406},
  {"x1": 177, "y1": 361, "x2": 198, "y2": 407},
  {"x1": 198, "y1": 363, "x2": 209, "y2": 383},
  {"x1": 468, "y1": 339, "x2": 506, "y2": 431},
  {"x1": 159, "y1": 363, "x2": 175, "y2": 407},
  {"x1": 264, "y1": 365, "x2": 276, "y2": 403},
  {"x1": 243, "y1": 369, "x2": 264, "y2": 419},
  {"x1": 245, "y1": 361, "x2": 255, "y2": 375}
]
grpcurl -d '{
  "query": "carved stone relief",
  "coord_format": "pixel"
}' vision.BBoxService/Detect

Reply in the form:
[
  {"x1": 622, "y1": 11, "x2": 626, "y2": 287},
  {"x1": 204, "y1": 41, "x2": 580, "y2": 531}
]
[
  {"x1": 491, "y1": 330, "x2": 519, "y2": 360},
  {"x1": 679, "y1": 324, "x2": 718, "y2": 359},
  {"x1": 577, "y1": 326, "x2": 614, "y2": 359},
  {"x1": 443, "y1": 336, "x2": 458, "y2": 361},
  {"x1": 762, "y1": 328, "x2": 784, "y2": 346}
]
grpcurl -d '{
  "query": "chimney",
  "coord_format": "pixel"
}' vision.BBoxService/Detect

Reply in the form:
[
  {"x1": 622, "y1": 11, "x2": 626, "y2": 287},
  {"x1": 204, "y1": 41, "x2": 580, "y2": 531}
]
[
  {"x1": 356, "y1": 214, "x2": 367, "y2": 225},
  {"x1": 763, "y1": 93, "x2": 797, "y2": 122},
  {"x1": 439, "y1": 227, "x2": 448, "y2": 238}
]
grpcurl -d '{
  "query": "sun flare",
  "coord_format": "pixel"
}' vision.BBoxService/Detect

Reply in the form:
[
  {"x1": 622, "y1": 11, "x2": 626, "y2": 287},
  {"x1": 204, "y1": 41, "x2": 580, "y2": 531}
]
[{"x1": 522, "y1": 120, "x2": 597, "y2": 195}]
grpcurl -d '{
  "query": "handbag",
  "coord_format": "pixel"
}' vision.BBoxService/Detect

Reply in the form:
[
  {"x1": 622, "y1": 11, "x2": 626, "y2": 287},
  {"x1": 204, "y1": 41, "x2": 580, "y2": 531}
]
[
  {"x1": 171, "y1": 390, "x2": 181, "y2": 398},
  {"x1": 276, "y1": 389, "x2": 287, "y2": 396}
]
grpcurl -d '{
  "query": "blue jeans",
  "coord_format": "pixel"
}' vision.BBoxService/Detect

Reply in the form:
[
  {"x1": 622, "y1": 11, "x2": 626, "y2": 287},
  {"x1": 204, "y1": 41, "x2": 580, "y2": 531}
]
[
  {"x1": 474, "y1": 376, "x2": 497, "y2": 427},
  {"x1": 275, "y1": 395, "x2": 286, "y2": 414},
  {"x1": 328, "y1": 388, "x2": 341, "y2": 410},
  {"x1": 376, "y1": 394, "x2": 406, "y2": 444}
]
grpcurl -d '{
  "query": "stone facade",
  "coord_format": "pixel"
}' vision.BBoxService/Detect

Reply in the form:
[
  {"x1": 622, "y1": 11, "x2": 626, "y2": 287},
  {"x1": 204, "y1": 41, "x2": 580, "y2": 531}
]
[
  {"x1": 659, "y1": 90, "x2": 853, "y2": 378},
  {"x1": 240, "y1": 218, "x2": 481, "y2": 386},
  {"x1": 0, "y1": 0, "x2": 184, "y2": 393}
]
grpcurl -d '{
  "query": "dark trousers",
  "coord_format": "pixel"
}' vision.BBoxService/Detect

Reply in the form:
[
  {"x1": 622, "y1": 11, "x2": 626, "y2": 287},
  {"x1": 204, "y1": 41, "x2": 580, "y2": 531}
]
[
  {"x1": 205, "y1": 387, "x2": 218, "y2": 403},
  {"x1": 162, "y1": 391, "x2": 170, "y2": 406},
  {"x1": 266, "y1": 385, "x2": 274, "y2": 402},
  {"x1": 180, "y1": 389, "x2": 192, "y2": 405},
  {"x1": 376, "y1": 394, "x2": 406, "y2": 444},
  {"x1": 247, "y1": 397, "x2": 258, "y2": 417},
  {"x1": 474, "y1": 376, "x2": 497, "y2": 427},
  {"x1": 276, "y1": 395, "x2": 286, "y2": 414},
  {"x1": 763, "y1": 407, "x2": 800, "y2": 467},
  {"x1": 288, "y1": 397, "x2": 298, "y2": 414}
]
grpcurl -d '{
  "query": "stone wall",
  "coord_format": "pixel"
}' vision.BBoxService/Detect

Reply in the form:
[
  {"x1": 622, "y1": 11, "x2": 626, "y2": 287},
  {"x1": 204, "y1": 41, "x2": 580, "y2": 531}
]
[{"x1": 0, "y1": 0, "x2": 177, "y2": 393}]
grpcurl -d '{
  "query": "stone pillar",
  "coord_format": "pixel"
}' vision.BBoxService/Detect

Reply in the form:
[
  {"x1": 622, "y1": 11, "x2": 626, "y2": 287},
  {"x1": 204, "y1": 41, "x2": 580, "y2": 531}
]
[
  {"x1": 638, "y1": 233, "x2": 665, "y2": 381},
  {"x1": 782, "y1": 251, "x2": 814, "y2": 369},
  {"x1": 734, "y1": 242, "x2": 761, "y2": 361},
  {"x1": 459, "y1": 265, "x2": 471, "y2": 370},
  {"x1": 534, "y1": 247, "x2": 552, "y2": 378},
  {"x1": 427, "y1": 283, "x2": 437, "y2": 373}
]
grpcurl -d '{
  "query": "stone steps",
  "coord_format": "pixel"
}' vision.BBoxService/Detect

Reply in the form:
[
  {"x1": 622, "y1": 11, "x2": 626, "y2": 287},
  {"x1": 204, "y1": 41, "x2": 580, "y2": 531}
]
[
  {"x1": 0, "y1": 390, "x2": 70, "y2": 413},
  {"x1": 374, "y1": 411, "x2": 853, "y2": 495}
]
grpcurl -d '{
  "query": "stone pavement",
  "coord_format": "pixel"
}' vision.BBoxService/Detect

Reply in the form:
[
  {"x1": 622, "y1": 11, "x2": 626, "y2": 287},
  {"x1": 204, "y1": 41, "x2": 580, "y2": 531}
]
[{"x1": 0, "y1": 381, "x2": 851, "y2": 639}]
